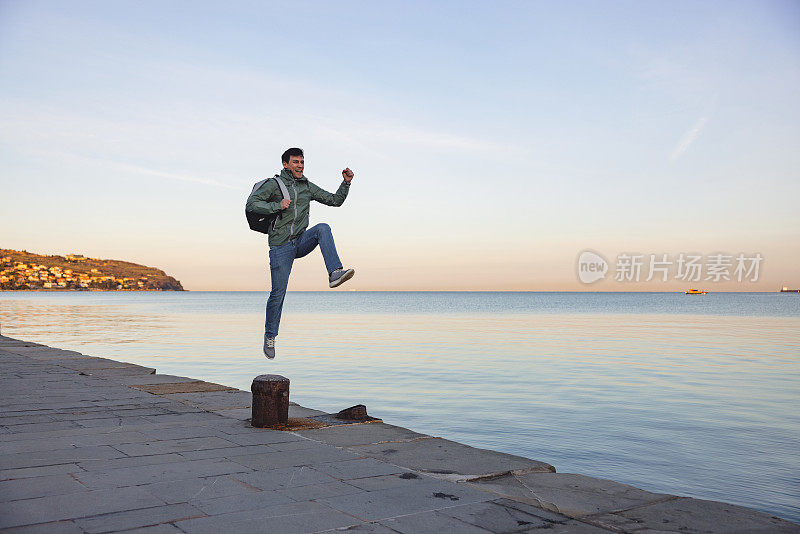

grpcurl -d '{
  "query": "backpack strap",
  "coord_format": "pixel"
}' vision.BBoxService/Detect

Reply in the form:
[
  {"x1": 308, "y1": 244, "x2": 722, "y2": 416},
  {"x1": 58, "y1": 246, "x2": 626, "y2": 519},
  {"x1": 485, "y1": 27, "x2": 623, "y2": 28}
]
[
  {"x1": 272, "y1": 174, "x2": 290, "y2": 200},
  {"x1": 251, "y1": 174, "x2": 290, "y2": 200}
]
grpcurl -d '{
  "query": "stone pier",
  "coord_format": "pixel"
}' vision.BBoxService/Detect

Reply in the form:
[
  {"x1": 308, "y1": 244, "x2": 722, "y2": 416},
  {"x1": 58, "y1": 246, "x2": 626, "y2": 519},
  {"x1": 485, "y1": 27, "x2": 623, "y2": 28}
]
[{"x1": 1, "y1": 334, "x2": 797, "y2": 533}]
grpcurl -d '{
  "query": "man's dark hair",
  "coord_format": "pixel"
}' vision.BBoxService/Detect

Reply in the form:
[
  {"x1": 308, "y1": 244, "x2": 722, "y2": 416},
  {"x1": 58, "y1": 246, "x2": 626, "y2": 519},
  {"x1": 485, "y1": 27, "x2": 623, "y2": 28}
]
[{"x1": 282, "y1": 147, "x2": 304, "y2": 163}]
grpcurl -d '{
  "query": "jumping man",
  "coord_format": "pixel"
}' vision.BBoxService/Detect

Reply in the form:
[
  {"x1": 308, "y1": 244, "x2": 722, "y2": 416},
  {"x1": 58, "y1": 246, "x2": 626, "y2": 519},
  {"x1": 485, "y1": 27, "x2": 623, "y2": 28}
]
[{"x1": 246, "y1": 147, "x2": 355, "y2": 359}]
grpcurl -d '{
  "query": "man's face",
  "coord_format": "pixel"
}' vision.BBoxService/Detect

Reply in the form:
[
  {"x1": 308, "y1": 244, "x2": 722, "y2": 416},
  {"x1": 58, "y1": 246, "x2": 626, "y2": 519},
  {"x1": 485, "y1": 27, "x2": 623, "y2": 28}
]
[{"x1": 283, "y1": 156, "x2": 304, "y2": 179}]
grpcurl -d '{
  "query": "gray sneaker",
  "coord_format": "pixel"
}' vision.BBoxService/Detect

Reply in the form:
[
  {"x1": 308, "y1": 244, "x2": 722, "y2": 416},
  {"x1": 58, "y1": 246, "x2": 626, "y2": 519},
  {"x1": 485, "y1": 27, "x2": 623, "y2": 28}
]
[
  {"x1": 263, "y1": 336, "x2": 275, "y2": 359},
  {"x1": 329, "y1": 268, "x2": 355, "y2": 288}
]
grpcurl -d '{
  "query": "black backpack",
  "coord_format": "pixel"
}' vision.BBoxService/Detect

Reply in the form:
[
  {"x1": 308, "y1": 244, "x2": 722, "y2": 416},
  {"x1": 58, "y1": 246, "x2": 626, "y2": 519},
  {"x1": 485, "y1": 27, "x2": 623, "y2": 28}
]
[{"x1": 245, "y1": 175, "x2": 290, "y2": 234}]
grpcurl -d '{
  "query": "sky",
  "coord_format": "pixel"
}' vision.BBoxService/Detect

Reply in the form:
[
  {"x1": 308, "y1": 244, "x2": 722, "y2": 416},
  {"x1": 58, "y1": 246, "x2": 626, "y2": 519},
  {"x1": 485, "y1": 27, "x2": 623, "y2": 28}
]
[{"x1": 1, "y1": 0, "x2": 798, "y2": 291}]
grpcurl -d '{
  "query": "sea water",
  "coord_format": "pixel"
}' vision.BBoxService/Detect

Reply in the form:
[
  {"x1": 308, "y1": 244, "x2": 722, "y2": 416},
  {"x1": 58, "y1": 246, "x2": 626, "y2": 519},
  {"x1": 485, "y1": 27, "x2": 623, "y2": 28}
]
[{"x1": 1, "y1": 291, "x2": 798, "y2": 522}]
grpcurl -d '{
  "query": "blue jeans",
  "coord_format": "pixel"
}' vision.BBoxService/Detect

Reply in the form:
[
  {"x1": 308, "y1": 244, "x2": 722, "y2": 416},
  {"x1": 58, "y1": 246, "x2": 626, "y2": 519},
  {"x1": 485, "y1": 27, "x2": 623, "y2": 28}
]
[{"x1": 265, "y1": 223, "x2": 342, "y2": 338}]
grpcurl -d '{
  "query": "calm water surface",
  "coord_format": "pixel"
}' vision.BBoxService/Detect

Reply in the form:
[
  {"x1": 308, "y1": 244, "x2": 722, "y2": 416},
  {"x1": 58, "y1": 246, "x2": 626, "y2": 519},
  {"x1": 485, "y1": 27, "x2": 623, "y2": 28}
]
[{"x1": 1, "y1": 291, "x2": 798, "y2": 522}]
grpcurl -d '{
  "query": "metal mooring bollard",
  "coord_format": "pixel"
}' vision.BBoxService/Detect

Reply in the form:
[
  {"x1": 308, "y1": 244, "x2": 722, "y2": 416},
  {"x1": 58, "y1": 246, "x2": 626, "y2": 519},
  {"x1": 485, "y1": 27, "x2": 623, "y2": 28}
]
[{"x1": 251, "y1": 374, "x2": 289, "y2": 427}]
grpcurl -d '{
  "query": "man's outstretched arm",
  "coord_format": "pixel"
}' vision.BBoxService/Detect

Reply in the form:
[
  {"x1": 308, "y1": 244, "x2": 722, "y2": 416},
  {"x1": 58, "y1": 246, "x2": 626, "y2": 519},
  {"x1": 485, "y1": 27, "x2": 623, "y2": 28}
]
[{"x1": 309, "y1": 167, "x2": 354, "y2": 207}]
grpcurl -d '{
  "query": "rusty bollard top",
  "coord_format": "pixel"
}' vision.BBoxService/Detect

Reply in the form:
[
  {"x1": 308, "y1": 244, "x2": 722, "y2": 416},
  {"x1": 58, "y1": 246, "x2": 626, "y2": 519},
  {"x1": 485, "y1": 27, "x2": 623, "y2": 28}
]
[{"x1": 252, "y1": 374, "x2": 289, "y2": 386}]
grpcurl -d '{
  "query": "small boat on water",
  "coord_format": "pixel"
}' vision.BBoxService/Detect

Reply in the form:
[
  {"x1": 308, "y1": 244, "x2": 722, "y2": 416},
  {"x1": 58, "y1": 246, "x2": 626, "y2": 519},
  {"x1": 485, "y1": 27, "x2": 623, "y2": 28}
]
[
  {"x1": 779, "y1": 286, "x2": 799, "y2": 293},
  {"x1": 685, "y1": 289, "x2": 707, "y2": 294}
]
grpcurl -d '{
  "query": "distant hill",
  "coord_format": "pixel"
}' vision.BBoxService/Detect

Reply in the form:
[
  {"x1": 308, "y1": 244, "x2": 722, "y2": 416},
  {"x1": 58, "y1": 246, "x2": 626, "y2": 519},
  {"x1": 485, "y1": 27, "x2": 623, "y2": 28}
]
[{"x1": 0, "y1": 249, "x2": 184, "y2": 291}]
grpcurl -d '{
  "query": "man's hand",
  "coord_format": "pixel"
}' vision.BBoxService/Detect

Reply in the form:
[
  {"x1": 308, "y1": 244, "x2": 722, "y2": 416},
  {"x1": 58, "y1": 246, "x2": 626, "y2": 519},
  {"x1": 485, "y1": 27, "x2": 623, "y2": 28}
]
[
  {"x1": 280, "y1": 199, "x2": 291, "y2": 210},
  {"x1": 342, "y1": 167, "x2": 354, "y2": 183}
]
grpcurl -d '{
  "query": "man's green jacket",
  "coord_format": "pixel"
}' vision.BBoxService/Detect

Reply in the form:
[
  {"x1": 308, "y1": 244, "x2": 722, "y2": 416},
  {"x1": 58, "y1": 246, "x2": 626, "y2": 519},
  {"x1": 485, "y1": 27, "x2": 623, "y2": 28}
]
[{"x1": 246, "y1": 169, "x2": 351, "y2": 247}]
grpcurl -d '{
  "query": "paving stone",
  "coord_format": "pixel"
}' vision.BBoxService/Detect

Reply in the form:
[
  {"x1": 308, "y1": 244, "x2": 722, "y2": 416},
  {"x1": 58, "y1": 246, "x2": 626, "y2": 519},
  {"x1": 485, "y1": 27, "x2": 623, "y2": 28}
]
[
  {"x1": 77, "y1": 453, "x2": 186, "y2": 472},
  {"x1": 219, "y1": 429, "x2": 306, "y2": 446},
  {"x1": 74, "y1": 503, "x2": 204, "y2": 533},
  {"x1": 56, "y1": 357, "x2": 153, "y2": 371},
  {"x1": 73, "y1": 458, "x2": 251, "y2": 489},
  {"x1": 75, "y1": 416, "x2": 152, "y2": 428},
  {"x1": 439, "y1": 500, "x2": 551, "y2": 531},
  {"x1": 252, "y1": 509, "x2": 363, "y2": 533},
  {"x1": 0, "y1": 486, "x2": 165, "y2": 529},
  {"x1": 171, "y1": 501, "x2": 338, "y2": 533},
  {"x1": 141, "y1": 474, "x2": 262, "y2": 504},
  {"x1": 199, "y1": 418, "x2": 260, "y2": 434},
  {"x1": 47, "y1": 411, "x2": 123, "y2": 423},
  {"x1": 314, "y1": 458, "x2": 407, "y2": 480},
  {"x1": 90, "y1": 396, "x2": 163, "y2": 405},
  {"x1": 0, "y1": 445, "x2": 126, "y2": 470},
  {"x1": 0, "y1": 425, "x2": 129, "y2": 443},
  {"x1": 92, "y1": 396, "x2": 164, "y2": 406},
  {"x1": 1, "y1": 384, "x2": 85, "y2": 394},
  {"x1": 154, "y1": 403, "x2": 205, "y2": 414},
  {"x1": 0, "y1": 474, "x2": 87, "y2": 502},
  {"x1": 177, "y1": 444, "x2": 276, "y2": 461},
  {"x1": 140, "y1": 412, "x2": 231, "y2": 425},
  {"x1": 0, "y1": 400, "x2": 87, "y2": 412},
  {"x1": 110, "y1": 525, "x2": 184, "y2": 534},
  {"x1": 9, "y1": 350, "x2": 83, "y2": 359},
  {"x1": 109, "y1": 374, "x2": 200, "y2": 386},
  {"x1": 0, "y1": 400, "x2": 95, "y2": 413},
  {"x1": 345, "y1": 473, "x2": 424, "y2": 492},
  {"x1": 138, "y1": 425, "x2": 225, "y2": 443},
  {"x1": 288, "y1": 405, "x2": 327, "y2": 418},
  {"x1": 591, "y1": 496, "x2": 800, "y2": 533},
  {"x1": 318, "y1": 476, "x2": 494, "y2": 521},
  {"x1": 0, "y1": 519, "x2": 85, "y2": 533},
  {"x1": 0, "y1": 408, "x2": 56, "y2": 418},
  {"x1": 493, "y1": 497, "x2": 573, "y2": 523},
  {"x1": 352, "y1": 437, "x2": 554, "y2": 478},
  {"x1": 327, "y1": 523, "x2": 398, "y2": 533},
  {"x1": 113, "y1": 421, "x2": 206, "y2": 435},
  {"x1": 233, "y1": 466, "x2": 338, "y2": 491},
  {"x1": 84, "y1": 367, "x2": 158, "y2": 377},
  {"x1": 0, "y1": 414, "x2": 56, "y2": 426},
  {"x1": 0, "y1": 338, "x2": 43, "y2": 346},
  {"x1": 137, "y1": 425, "x2": 226, "y2": 443},
  {"x1": 108, "y1": 407, "x2": 174, "y2": 417},
  {"x1": 521, "y1": 520, "x2": 616, "y2": 532},
  {"x1": 297, "y1": 422, "x2": 429, "y2": 447},
  {"x1": 114, "y1": 436, "x2": 238, "y2": 456},
  {"x1": 1, "y1": 421, "x2": 81, "y2": 434},
  {"x1": 112, "y1": 400, "x2": 177, "y2": 410},
  {"x1": 0, "y1": 431, "x2": 150, "y2": 455},
  {"x1": 276, "y1": 480, "x2": 365, "y2": 501},
  {"x1": 132, "y1": 381, "x2": 237, "y2": 395},
  {"x1": 265, "y1": 438, "x2": 327, "y2": 452},
  {"x1": 378, "y1": 510, "x2": 492, "y2": 533},
  {"x1": 0, "y1": 463, "x2": 81, "y2": 481},
  {"x1": 161, "y1": 391, "x2": 252, "y2": 410},
  {"x1": 345, "y1": 472, "x2": 494, "y2": 500},
  {"x1": 212, "y1": 408, "x2": 252, "y2": 420},
  {"x1": 191, "y1": 489, "x2": 295, "y2": 515},
  {"x1": 229, "y1": 443, "x2": 359, "y2": 470},
  {"x1": 468, "y1": 472, "x2": 670, "y2": 518}
]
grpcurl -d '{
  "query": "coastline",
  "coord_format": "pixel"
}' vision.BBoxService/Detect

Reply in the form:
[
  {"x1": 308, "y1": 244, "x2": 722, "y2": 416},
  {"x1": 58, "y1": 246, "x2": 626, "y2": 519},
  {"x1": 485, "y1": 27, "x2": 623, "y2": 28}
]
[
  {"x1": 0, "y1": 288, "x2": 186, "y2": 292},
  {"x1": 1, "y1": 334, "x2": 797, "y2": 533}
]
